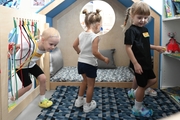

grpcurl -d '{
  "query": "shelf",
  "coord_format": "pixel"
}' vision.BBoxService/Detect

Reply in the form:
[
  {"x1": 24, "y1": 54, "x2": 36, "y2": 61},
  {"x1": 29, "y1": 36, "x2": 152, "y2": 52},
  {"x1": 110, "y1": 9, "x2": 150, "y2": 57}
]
[
  {"x1": 163, "y1": 53, "x2": 180, "y2": 61},
  {"x1": 168, "y1": 94, "x2": 180, "y2": 108},
  {"x1": 163, "y1": 16, "x2": 180, "y2": 21},
  {"x1": 161, "y1": 86, "x2": 180, "y2": 107}
]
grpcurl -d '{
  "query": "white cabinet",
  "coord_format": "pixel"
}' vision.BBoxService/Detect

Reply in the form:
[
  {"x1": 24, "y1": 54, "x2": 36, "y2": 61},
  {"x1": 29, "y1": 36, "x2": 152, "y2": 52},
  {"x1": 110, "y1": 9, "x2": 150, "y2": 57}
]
[{"x1": 160, "y1": 17, "x2": 180, "y2": 88}]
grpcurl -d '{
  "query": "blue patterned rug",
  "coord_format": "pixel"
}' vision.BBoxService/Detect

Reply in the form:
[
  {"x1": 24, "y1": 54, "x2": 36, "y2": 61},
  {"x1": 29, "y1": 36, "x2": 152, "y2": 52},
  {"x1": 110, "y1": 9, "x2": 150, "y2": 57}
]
[{"x1": 36, "y1": 86, "x2": 180, "y2": 120}]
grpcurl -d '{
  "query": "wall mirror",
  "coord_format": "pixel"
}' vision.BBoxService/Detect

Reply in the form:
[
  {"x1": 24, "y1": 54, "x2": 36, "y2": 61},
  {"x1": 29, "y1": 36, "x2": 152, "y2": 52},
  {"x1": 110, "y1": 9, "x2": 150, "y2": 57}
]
[{"x1": 80, "y1": 1, "x2": 115, "y2": 35}]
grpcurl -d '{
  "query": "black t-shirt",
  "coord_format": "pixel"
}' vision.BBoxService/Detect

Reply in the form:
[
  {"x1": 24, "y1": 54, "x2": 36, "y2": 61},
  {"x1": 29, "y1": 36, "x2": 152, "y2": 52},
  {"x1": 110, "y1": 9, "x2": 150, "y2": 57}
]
[{"x1": 124, "y1": 25, "x2": 152, "y2": 70}]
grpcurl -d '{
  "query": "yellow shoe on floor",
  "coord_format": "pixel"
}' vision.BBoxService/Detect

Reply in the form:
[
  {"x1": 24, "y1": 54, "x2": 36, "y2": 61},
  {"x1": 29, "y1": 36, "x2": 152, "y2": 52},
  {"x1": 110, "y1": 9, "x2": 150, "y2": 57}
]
[
  {"x1": 39, "y1": 99, "x2": 53, "y2": 108},
  {"x1": 8, "y1": 102, "x2": 17, "y2": 112}
]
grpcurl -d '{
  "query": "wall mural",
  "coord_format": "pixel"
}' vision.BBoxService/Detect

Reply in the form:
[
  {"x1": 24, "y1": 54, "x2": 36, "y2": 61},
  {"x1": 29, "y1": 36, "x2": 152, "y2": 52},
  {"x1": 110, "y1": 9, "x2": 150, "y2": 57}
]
[{"x1": 0, "y1": 0, "x2": 21, "y2": 9}]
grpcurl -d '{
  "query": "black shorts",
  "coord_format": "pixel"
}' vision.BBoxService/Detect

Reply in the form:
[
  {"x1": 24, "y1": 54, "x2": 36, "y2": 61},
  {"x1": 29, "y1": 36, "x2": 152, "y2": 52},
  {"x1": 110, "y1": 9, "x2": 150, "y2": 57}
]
[
  {"x1": 78, "y1": 62, "x2": 97, "y2": 78},
  {"x1": 16, "y1": 64, "x2": 44, "y2": 87},
  {"x1": 134, "y1": 69, "x2": 156, "y2": 87}
]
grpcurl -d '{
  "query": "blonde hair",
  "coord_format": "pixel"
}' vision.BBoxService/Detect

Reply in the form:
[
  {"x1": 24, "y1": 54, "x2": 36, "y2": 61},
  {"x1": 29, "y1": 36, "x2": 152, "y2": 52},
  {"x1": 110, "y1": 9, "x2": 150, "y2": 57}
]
[
  {"x1": 41, "y1": 27, "x2": 60, "y2": 40},
  {"x1": 82, "y1": 9, "x2": 102, "y2": 28},
  {"x1": 121, "y1": 1, "x2": 151, "y2": 29}
]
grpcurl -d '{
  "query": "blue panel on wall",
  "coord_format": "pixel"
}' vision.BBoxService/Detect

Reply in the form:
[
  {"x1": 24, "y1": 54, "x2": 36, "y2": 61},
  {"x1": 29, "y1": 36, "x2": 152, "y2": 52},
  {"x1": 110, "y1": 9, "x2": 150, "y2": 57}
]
[
  {"x1": 46, "y1": 16, "x2": 52, "y2": 27},
  {"x1": 117, "y1": 0, "x2": 133, "y2": 7},
  {"x1": 146, "y1": 18, "x2": 154, "y2": 56},
  {"x1": 46, "y1": 0, "x2": 76, "y2": 18}
]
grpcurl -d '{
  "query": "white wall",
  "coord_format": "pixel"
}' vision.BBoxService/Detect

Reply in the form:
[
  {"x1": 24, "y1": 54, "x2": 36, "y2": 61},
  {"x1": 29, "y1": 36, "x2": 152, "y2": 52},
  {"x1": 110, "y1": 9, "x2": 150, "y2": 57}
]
[{"x1": 143, "y1": 0, "x2": 163, "y2": 15}]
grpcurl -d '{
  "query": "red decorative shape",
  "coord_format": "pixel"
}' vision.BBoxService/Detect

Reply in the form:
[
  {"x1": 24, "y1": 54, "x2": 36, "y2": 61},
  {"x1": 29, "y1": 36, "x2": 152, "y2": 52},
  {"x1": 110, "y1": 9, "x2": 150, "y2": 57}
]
[
  {"x1": 166, "y1": 32, "x2": 180, "y2": 53},
  {"x1": 8, "y1": 44, "x2": 13, "y2": 50}
]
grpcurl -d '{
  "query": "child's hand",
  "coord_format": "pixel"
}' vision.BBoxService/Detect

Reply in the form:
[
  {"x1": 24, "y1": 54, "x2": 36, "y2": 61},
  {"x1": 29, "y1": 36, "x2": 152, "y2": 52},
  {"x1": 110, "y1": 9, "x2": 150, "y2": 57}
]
[
  {"x1": 134, "y1": 63, "x2": 143, "y2": 74},
  {"x1": 156, "y1": 46, "x2": 166, "y2": 53},
  {"x1": 8, "y1": 43, "x2": 20, "y2": 55},
  {"x1": 104, "y1": 57, "x2": 109, "y2": 64},
  {"x1": 15, "y1": 44, "x2": 20, "y2": 52}
]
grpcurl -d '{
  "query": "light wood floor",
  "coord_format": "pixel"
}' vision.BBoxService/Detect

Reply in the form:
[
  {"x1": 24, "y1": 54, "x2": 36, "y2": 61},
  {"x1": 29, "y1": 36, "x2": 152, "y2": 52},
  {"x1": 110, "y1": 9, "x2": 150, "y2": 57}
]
[{"x1": 15, "y1": 90, "x2": 55, "y2": 120}]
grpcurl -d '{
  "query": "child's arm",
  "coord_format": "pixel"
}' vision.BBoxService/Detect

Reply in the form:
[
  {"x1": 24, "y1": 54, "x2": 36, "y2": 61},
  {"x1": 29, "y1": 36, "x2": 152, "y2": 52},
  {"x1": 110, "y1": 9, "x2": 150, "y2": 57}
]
[
  {"x1": 73, "y1": 38, "x2": 80, "y2": 54},
  {"x1": 92, "y1": 37, "x2": 109, "y2": 64},
  {"x1": 125, "y1": 45, "x2": 143, "y2": 74},
  {"x1": 150, "y1": 45, "x2": 166, "y2": 53}
]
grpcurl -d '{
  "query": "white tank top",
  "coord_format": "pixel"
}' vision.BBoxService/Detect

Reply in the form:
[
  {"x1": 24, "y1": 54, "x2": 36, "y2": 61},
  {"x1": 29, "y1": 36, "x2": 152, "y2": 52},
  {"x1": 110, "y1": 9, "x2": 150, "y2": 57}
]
[{"x1": 78, "y1": 31, "x2": 98, "y2": 66}]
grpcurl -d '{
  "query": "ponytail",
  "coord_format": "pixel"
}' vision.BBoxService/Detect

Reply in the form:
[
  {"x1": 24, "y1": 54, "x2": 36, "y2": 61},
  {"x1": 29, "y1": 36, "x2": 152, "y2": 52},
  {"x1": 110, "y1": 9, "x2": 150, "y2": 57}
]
[{"x1": 121, "y1": 7, "x2": 131, "y2": 30}]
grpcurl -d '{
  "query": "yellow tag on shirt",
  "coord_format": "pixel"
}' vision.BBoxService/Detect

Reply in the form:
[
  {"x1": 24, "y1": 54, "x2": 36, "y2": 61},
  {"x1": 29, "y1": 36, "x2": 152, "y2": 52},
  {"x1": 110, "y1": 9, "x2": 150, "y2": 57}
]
[
  {"x1": 143, "y1": 32, "x2": 149, "y2": 37},
  {"x1": 34, "y1": 52, "x2": 42, "y2": 57}
]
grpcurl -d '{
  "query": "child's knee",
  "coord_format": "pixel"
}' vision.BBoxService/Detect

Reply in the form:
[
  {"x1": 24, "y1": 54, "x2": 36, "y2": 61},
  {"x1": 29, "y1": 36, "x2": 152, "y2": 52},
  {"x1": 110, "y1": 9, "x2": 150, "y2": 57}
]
[
  {"x1": 38, "y1": 74, "x2": 46, "y2": 83},
  {"x1": 151, "y1": 78, "x2": 157, "y2": 84},
  {"x1": 147, "y1": 78, "x2": 157, "y2": 86},
  {"x1": 25, "y1": 84, "x2": 32, "y2": 91}
]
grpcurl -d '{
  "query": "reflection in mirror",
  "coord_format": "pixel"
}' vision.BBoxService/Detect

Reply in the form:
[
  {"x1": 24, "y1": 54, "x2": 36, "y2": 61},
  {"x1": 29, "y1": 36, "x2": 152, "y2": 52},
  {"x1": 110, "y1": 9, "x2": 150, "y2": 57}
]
[
  {"x1": 8, "y1": 19, "x2": 40, "y2": 112},
  {"x1": 80, "y1": 1, "x2": 115, "y2": 35}
]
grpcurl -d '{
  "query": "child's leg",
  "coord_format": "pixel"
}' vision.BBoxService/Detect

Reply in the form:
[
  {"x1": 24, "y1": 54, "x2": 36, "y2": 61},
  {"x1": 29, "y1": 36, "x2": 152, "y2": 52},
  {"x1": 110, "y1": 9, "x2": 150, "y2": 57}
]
[
  {"x1": 11, "y1": 84, "x2": 32, "y2": 101},
  {"x1": 75, "y1": 74, "x2": 96, "y2": 110},
  {"x1": 128, "y1": 78, "x2": 139, "y2": 99},
  {"x1": 37, "y1": 73, "x2": 53, "y2": 108},
  {"x1": 132, "y1": 71, "x2": 154, "y2": 117},
  {"x1": 145, "y1": 78, "x2": 157, "y2": 88},
  {"x1": 135, "y1": 78, "x2": 157, "y2": 102},
  {"x1": 11, "y1": 68, "x2": 33, "y2": 101},
  {"x1": 8, "y1": 79, "x2": 17, "y2": 111},
  {"x1": 133, "y1": 77, "x2": 157, "y2": 90},
  {"x1": 135, "y1": 86, "x2": 145, "y2": 103},
  {"x1": 144, "y1": 78, "x2": 157, "y2": 96},
  {"x1": 78, "y1": 74, "x2": 87, "y2": 97},
  {"x1": 75, "y1": 74, "x2": 87, "y2": 107},
  {"x1": 83, "y1": 77, "x2": 96, "y2": 113},
  {"x1": 86, "y1": 77, "x2": 95, "y2": 103},
  {"x1": 132, "y1": 86, "x2": 153, "y2": 117},
  {"x1": 29, "y1": 64, "x2": 52, "y2": 108},
  {"x1": 130, "y1": 67, "x2": 156, "y2": 91},
  {"x1": 37, "y1": 74, "x2": 46, "y2": 96},
  {"x1": 129, "y1": 77, "x2": 157, "y2": 98},
  {"x1": 9, "y1": 67, "x2": 32, "y2": 111},
  {"x1": 132, "y1": 77, "x2": 138, "y2": 89}
]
